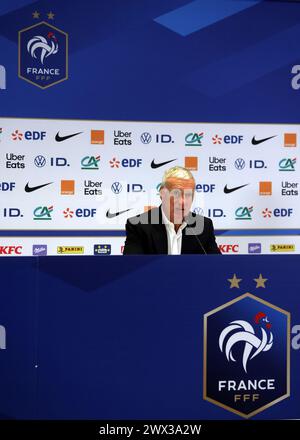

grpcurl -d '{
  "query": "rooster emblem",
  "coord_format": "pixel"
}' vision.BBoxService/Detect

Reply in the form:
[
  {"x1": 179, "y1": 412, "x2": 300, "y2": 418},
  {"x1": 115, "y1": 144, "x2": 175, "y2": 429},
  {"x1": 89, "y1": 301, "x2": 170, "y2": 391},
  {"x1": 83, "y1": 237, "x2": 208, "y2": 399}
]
[
  {"x1": 27, "y1": 32, "x2": 58, "y2": 64},
  {"x1": 219, "y1": 312, "x2": 273, "y2": 373}
]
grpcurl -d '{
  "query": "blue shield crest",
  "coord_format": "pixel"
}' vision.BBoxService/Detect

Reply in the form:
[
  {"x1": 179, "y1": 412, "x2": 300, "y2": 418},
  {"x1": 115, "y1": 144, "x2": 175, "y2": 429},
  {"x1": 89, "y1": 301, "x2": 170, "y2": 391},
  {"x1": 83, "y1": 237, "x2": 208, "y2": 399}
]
[
  {"x1": 204, "y1": 293, "x2": 290, "y2": 418},
  {"x1": 19, "y1": 21, "x2": 68, "y2": 89}
]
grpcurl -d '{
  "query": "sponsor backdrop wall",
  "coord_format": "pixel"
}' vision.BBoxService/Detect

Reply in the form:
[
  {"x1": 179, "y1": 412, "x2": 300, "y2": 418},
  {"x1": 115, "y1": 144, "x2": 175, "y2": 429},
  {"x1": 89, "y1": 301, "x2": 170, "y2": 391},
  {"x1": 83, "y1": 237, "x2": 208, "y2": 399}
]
[{"x1": 1, "y1": 0, "x2": 300, "y2": 256}]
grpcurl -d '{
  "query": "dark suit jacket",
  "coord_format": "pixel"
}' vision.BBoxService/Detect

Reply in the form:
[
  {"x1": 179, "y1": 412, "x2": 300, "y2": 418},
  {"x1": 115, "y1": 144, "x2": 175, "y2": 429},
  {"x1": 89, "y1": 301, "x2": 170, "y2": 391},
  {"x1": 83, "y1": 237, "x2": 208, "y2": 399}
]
[{"x1": 123, "y1": 206, "x2": 221, "y2": 255}]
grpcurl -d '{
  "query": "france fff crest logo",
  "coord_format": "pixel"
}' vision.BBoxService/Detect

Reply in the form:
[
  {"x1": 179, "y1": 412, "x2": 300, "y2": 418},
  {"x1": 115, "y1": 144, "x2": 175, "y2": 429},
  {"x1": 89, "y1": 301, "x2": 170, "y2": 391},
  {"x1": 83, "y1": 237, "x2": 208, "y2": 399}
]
[
  {"x1": 18, "y1": 21, "x2": 68, "y2": 89},
  {"x1": 204, "y1": 293, "x2": 290, "y2": 418}
]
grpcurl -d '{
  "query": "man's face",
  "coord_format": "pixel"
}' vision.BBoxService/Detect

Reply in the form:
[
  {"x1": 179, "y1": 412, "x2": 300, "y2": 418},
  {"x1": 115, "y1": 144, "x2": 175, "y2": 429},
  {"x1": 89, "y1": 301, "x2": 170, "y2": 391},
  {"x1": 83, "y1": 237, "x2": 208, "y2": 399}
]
[{"x1": 160, "y1": 177, "x2": 195, "y2": 224}]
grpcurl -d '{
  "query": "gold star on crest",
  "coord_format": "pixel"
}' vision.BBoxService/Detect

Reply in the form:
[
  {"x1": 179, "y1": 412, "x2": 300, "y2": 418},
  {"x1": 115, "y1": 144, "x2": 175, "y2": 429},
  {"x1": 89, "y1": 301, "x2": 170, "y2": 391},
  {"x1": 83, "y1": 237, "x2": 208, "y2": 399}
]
[
  {"x1": 47, "y1": 11, "x2": 55, "y2": 20},
  {"x1": 227, "y1": 274, "x2": 242, "y2": 289},
  {"x1": 32, "y1": 11, "x2": 40, "y2": 19},
  {"x1": 254, "y1": 274, "x2": 268, "y2": 288}
]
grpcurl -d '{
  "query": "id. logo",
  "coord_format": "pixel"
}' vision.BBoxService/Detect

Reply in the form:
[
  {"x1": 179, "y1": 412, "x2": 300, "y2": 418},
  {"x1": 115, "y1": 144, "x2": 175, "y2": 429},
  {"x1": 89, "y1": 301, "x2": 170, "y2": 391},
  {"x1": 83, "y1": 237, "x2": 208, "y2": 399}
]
[
  {"x1": 19, "y1": 21, "x2": 68, "y2": 89},
  {"x1": 204, "y1": 293, "x2": 290, "y2": 418}
]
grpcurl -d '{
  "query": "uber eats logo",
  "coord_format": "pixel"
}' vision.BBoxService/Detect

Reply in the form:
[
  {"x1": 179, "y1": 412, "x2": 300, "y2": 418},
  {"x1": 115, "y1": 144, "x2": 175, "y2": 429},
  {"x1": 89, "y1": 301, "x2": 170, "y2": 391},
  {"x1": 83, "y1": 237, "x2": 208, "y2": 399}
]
[
  {"x1": 113, "y1": 130, "x2": 132, "y2": 145},
  {"x1": 204, "y1": 293, "x2": 290, "y2": 418}
]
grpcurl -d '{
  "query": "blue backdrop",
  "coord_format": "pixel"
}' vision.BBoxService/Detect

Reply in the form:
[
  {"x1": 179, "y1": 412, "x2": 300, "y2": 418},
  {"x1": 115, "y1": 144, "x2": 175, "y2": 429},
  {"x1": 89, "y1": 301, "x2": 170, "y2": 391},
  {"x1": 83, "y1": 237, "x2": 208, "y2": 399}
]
[
  {"x1": 0, "y1": 255, "x2": 299, "y2": 419},
  {"x1": 1, "y1": 0, "x2": 300, "y2": 123}
]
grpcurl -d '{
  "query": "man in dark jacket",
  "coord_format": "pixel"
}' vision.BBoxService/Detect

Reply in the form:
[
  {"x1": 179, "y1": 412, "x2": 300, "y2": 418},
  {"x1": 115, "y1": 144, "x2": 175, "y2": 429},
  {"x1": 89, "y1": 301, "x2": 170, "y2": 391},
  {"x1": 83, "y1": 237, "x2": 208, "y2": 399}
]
[{"x1": 123, "y1": 166, "x2": 221, "y2": 255}]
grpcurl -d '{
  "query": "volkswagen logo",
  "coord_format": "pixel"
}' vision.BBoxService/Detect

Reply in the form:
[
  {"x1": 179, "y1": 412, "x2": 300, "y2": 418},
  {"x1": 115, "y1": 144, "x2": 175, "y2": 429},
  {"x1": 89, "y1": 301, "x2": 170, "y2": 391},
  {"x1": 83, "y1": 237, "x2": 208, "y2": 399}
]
[
  {"x1": 34, "y1": 155, "x2": 46, "y2": 167},
  {"x1": 140, "y1": 132, "x2": 152, "y2": 144},
  {"x1": 111, "y1": 182, "x2": 122, "y2": 194},
  {"x1": 193, "y1": 207, "x2": 204, "y2": 216},
  {"x1": 234, "y1": 158, "x2": 245, "y2": 170}
]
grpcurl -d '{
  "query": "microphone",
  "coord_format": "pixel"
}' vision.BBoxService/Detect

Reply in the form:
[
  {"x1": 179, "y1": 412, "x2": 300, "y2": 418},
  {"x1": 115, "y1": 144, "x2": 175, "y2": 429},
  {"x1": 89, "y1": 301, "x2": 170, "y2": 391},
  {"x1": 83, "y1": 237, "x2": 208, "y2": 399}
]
[
  {"x1": 184, "y1": 214, "x2": 207, "y2": 254},
  {"x1": 190, "y1": 227, "x2": 207, "y2": 254}
]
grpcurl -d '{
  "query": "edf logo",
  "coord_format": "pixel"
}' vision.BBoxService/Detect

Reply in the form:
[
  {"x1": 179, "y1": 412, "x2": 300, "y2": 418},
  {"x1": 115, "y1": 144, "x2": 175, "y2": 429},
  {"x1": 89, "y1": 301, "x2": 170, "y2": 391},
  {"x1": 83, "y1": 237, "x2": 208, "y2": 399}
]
[
  {"x1": 0, "y1": 182, "x2": 15, "y2": 191},
  {"x1": 212, "y1": 135, "x2": 243, "y2": 144},
  {"x1": 224, "y1": 135, "x2": 243, "y2": 144},
  {"x1": 122, "y1": 158, "x2": 142, "y2": 167},
  {"x1": 11, "y1": 129, "x2": 46, "y2": 140},
  {"x1": 63, "y1": 208, "x2": 97, "y2": 218},
  {"x1": 109, "y1": 157, "x2": 142, "y2": 168},
  {"x1": 195, "y1": 184, "x2": 216, "y2": 193},
  {"x1": 262, "y1": 208, "x2": 293, "y2": 218},
  {"x1": 204, "y1": 293, "x2": 290, "y2": 418}
]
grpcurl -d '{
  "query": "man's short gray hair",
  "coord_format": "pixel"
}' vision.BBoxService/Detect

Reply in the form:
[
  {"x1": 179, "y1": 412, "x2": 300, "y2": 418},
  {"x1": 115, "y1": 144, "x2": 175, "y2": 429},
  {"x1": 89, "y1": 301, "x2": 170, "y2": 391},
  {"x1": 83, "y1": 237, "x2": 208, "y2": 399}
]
[{"x1": 161, "y1": 166, "x2": 195, "y2": 187}]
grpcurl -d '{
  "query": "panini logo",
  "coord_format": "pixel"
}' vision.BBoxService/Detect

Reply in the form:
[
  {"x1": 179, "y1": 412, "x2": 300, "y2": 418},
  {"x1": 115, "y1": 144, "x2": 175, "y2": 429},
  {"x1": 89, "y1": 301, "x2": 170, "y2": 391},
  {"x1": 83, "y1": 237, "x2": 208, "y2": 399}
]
[
  {"x1": 270, "y1": 244, "x2": 295, "y2": 253},
  {"x1": 57, "y1": 246, "x2": 84, "y2": 254}
]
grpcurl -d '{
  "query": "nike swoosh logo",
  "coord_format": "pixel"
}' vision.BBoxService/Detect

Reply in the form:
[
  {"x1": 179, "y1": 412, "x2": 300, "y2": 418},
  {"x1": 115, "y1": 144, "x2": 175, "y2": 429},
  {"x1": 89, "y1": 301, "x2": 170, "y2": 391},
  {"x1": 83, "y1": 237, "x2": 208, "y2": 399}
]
[
  {"x1": 251, "y1": 135, "x2": 276, "y2": 145},
  {"x1": 106, "y1": 208, "x2": 131, "y2": 218},
  {"x1": 25, "y1": 182, "x2": 53, "y2": 193},
  {"x1": 224, "y1": 184, "x2": 249, "y2": 194},
  {"x1": 55, "y1": 132, "x2": 82, "y2": 142},
  {"x1": 151, "y1": 158, "x2": 176, "y2": 169}
]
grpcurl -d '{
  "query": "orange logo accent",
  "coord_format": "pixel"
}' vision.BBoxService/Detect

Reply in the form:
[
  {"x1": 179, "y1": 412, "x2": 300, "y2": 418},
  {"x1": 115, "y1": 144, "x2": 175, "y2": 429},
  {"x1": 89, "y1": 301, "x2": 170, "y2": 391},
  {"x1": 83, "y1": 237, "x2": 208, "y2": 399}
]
[
  {"x1": 259, "y1": 181, "x2": 272, "y2": 196},
  {"x1": 91, "y1": 130, "x2": 104, "y2": 144},
  {"x1": 284, "y1": 133, "x2": 296, "y2": 147},
  {"x1": 184, "y1": 156, "x2": 198, "y2": 170},
  {"x1": 61, "y1": 180, "x2": 75, "y2": 195}
]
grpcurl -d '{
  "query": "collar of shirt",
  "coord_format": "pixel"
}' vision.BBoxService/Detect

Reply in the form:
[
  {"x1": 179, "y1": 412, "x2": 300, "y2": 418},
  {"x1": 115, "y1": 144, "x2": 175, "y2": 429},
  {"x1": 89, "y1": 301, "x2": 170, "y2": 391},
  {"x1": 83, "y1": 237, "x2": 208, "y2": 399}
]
[{"x1": 161, "y1": 208, "x2": 187, "y2": 234}]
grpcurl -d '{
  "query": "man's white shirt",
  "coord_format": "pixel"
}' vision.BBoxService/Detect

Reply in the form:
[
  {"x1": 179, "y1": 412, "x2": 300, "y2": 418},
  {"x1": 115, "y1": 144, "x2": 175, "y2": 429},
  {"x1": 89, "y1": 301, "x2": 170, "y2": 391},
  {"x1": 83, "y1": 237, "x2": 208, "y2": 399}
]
[{"x1": 161, "y1": 208, "x2": 187, "y2": 255}]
